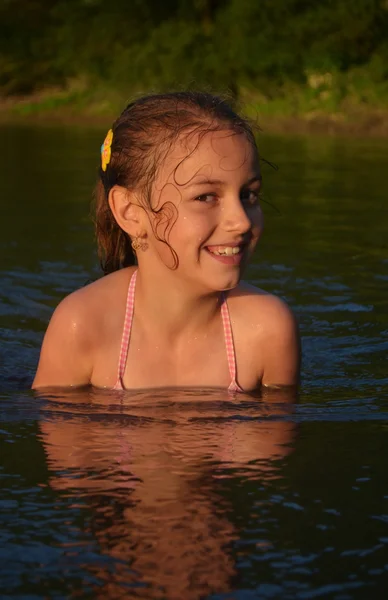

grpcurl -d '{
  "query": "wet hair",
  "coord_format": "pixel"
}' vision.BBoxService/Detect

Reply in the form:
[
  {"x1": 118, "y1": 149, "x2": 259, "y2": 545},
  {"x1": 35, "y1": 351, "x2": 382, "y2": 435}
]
[{"x1": 95, "y1": 91, "x2": 258, "y2": 275}]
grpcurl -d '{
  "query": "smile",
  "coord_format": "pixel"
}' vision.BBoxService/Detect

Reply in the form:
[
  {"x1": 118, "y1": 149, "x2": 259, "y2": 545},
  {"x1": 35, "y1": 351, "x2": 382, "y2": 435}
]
[
  {"x1": 204, "y1": 244, "x2": 245, "y2": 265},
  {"x1": 207, "y1": 245, "x2": 242, "y2": 256}
]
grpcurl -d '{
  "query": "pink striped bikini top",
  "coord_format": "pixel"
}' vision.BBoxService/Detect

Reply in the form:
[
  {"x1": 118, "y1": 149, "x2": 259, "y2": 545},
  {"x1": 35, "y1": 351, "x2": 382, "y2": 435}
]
[{"x1": 113, "y1": 270, "x2": 243, "y2": 392}]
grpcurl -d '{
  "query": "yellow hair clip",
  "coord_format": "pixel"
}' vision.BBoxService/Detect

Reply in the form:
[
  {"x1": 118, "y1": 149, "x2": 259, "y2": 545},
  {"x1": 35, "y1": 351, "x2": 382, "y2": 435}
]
[{"x1": 101, "y1": 129, "x2": 113, "y2": 172}]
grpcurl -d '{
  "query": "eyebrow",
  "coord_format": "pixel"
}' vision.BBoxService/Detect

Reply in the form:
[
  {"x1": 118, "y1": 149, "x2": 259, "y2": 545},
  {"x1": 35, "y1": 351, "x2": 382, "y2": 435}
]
[{"x1": 187, "y1": 174, "x2": 262, "y2": 188}]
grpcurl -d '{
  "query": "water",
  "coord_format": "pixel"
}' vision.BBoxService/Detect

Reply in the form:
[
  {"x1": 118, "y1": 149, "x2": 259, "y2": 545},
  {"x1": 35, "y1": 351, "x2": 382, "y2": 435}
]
[{"x1": 1, "y1": 124, "x2": 388, "y2": 598}]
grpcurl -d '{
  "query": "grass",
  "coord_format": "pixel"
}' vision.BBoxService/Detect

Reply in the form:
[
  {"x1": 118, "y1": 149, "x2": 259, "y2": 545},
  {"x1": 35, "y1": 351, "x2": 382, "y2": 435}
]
[{"x1": 1, "y1": 70, "x2": 388, "y2": 136}]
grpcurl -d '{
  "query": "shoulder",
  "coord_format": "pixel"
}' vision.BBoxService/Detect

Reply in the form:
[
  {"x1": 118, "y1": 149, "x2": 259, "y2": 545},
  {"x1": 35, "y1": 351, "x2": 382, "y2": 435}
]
[
  {"x1": 229, "y1": 281, "x2": 297, "y2": 334},
  {"x1": 229, "y1": 281, "x2": 300, "y2": 387},
  {"x1": 49, "y1": 268, "x2": 133, "y2": 338},
  {"x1": 32, "y1": 268, "x2": 135, "y2": 388}
]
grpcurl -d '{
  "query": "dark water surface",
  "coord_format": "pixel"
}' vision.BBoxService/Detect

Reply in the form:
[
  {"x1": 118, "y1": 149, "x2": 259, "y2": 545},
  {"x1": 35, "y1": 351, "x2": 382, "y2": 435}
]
[{"x1": 1, "y1": 124, "x2": 388, "y2": 598}]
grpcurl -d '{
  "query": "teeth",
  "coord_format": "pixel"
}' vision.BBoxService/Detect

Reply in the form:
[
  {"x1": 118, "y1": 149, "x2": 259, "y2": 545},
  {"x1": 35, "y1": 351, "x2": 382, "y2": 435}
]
[{"x1": 210, "y1": 246, "x2": 241, "y2": 256}]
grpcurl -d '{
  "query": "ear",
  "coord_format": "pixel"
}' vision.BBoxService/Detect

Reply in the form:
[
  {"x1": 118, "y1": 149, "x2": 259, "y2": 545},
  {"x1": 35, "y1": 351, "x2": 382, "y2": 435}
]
[{"x1": 108, "y1": 185, "x2": 146, "y2": 237}]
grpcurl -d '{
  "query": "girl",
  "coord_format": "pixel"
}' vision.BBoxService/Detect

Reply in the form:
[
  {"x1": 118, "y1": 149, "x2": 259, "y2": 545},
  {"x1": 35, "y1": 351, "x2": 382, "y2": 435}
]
[{"x1": 33, "y1": 92, "x2": 300, "y2": 392}]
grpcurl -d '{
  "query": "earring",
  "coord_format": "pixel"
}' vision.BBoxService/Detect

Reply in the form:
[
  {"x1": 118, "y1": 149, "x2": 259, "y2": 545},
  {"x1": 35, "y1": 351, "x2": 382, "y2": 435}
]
[{"x1": 131, "y1": 237, "x2": 148, "y2": 252}]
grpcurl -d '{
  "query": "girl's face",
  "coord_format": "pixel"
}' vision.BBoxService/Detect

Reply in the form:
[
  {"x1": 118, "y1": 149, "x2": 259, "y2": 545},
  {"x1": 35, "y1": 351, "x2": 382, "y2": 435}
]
[{"x1": 148, "y1": 129, "x2": 263, "y2": 291}]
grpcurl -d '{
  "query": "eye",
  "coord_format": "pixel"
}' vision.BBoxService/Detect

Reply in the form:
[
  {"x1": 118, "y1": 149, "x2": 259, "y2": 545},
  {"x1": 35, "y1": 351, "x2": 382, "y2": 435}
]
[
  {"x1": 241, "y1": 188, "x2": 260, "y2": 206},
  {"x1": 195, "y1": 193, "x2": 218, "y2": 204}
]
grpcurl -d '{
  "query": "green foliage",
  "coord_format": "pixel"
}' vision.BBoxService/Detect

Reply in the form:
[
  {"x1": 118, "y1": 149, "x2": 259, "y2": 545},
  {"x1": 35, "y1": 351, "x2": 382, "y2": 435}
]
[{"x1": 0, "y1": 0, "x2": 387, "y2": 112}]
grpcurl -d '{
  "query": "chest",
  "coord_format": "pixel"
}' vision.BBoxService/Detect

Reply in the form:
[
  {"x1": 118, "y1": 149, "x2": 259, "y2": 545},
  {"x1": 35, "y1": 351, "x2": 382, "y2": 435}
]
[
  {"x1": 92, "y1": 305, "x2": 262, "y2": 392},
  {"x1": 123, "y1": 327, "x2": 232, "y2": 389}
]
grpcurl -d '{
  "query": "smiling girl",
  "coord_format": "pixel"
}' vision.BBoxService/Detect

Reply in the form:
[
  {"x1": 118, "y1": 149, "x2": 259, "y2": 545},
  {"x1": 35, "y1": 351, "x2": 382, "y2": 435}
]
[{"x1": 33, "y1": 92, "x2": 300, "y2": 392}]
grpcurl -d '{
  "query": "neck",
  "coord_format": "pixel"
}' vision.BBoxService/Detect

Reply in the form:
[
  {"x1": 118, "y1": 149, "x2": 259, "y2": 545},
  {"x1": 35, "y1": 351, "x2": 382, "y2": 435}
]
[{"x1": 134, "y1": 266, "x2": 223, "y2": 341}]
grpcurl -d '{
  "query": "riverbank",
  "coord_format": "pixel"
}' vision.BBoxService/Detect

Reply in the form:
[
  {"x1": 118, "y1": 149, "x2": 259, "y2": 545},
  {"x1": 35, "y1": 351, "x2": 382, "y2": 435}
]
[{"x1": 1, "y1": 85, "x2": 388, "y2": 137}]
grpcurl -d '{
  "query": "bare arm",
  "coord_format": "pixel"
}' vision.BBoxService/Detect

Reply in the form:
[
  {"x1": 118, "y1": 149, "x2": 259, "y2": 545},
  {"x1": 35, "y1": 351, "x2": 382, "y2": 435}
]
[
  {"x1": 260, "y1": 296, "x2": 301, "y2": 388},
  {"x1": 32, "y1": 294, "x2": 94, "y2": 389}
]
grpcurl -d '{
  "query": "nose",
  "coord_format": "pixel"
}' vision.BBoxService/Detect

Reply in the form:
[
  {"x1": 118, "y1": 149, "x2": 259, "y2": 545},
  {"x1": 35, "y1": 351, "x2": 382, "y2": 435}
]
[{"x1": 221, "y1": 197, "x2": 252, "y2": 234}]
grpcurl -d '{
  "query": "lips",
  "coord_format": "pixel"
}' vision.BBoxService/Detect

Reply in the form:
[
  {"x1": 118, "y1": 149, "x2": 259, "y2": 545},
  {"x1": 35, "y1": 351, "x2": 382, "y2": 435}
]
[
  {"x1": 206, "y1": 245, "x2": 242, "y2": 256},
  {"x1": 204, "y1": 242, "x2": 246, "y2": 265}
]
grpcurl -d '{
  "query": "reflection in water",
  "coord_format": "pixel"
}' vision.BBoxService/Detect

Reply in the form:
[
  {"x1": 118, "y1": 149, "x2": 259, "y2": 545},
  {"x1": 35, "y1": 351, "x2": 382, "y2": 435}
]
[
  {"x1": 1, "y1": 128, "x2": 387, "y2": 597},
  {"x1": 37, "y1": 387, "x2": 296, "y2": 599}
]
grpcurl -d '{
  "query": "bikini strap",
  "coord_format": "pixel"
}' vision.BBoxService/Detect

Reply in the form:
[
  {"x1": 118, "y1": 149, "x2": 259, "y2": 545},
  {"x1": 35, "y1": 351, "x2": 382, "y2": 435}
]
[
  {"x1": 114, "y1": 272, "x2": 241, "y2": 392},
  {"x1": 115, "y1": 270, "x2": 137, "y2": 387},
  {"x1": 220, "y1": 294, "x2": 241, "y2": 392}
]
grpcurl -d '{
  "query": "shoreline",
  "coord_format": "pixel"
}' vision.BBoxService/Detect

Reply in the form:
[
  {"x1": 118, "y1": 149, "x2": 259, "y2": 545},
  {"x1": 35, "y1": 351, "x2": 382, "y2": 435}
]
[
  {"x1": 1, "y1": 97, "x2": 388, "y2": 138},
  {"x1": 258, "y1": 112, "x2": 388, "y2": 138}
]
